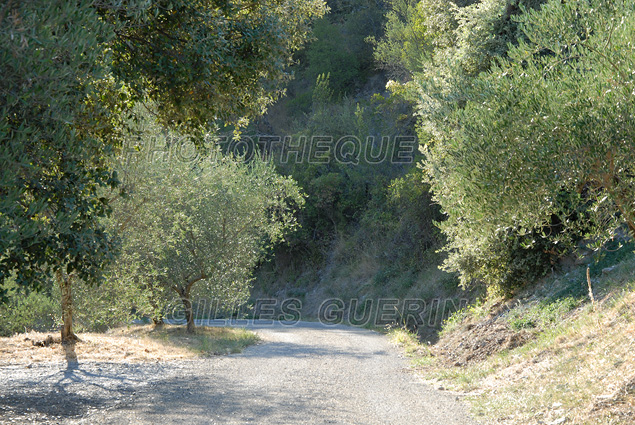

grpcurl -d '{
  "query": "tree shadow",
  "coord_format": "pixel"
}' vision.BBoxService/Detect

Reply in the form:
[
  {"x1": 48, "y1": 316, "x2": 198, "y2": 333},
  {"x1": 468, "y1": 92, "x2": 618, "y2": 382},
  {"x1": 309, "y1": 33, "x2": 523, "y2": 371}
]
[
  {"x1": 63, "y1": 340, "x2": 79, "y2": 369},
  {"x1": 0, "y1": 358, "x2": 165, "y2": 421}
]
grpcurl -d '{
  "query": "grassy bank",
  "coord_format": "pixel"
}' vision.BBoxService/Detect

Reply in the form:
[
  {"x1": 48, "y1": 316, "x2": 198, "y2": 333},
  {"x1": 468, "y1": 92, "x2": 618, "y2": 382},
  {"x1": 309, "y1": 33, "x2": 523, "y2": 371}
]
[
  {"x1": 390, "y1": 254, "x2": 635, "y2": 424},
  {"x1": 131, "y1": 325, "x2": 260, "y2": 356}
]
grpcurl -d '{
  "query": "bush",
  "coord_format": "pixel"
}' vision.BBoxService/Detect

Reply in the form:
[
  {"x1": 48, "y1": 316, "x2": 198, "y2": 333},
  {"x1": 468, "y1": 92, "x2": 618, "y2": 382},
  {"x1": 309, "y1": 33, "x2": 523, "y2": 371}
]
[
  {"x1": 0, "y1": 279, "x2": 59, "y2": 336},
  {"x1": 0, "y1": 275, "x2": 147, "y2": 336},
  {"x1": 442, "y1": 228, "x2": 557, "y2": 296},
  {"x1": 72, "y1": 277, "x2": 151, "y2": 333},
  {"x1": 505, "y1": 297, "x2": 580, "y2": 331},
  {"x1": 424, "y1": 0, "x2": 635, "y2": 297}
]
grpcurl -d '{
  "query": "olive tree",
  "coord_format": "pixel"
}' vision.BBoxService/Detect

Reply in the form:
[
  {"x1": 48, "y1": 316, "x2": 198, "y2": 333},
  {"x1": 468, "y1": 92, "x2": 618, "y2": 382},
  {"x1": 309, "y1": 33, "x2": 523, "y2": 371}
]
[
  {"x1": 111, "y1": 139, "x2": 304, "y2": 333},
  {"x1": 372, "y1": 0, "x2": 550, "y2": 291},
  {"x1": 424, "y1": 0, "x2": 635, "y2": 287}
]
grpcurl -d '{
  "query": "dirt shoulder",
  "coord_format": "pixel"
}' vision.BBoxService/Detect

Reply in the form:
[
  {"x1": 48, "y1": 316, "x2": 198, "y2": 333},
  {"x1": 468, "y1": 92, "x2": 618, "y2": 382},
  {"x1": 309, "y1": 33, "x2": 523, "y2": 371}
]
[{"x1": 0, "y1": 325, "x2": 257, "y2": 366}]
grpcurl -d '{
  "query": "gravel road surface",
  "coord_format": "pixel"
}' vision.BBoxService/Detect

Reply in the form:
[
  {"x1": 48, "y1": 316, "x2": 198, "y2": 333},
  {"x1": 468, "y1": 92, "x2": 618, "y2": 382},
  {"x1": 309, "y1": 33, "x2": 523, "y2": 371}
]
[{"x1": 0, "y1": 321, "x2": 477, "y2": 424}]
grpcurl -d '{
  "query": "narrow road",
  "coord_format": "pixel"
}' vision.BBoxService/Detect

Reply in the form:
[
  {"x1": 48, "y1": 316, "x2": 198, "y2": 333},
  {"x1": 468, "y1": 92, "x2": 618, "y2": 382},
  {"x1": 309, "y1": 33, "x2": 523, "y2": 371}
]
[{"x1": 0, "y1": 321, "x2": 476, "y2": 424}]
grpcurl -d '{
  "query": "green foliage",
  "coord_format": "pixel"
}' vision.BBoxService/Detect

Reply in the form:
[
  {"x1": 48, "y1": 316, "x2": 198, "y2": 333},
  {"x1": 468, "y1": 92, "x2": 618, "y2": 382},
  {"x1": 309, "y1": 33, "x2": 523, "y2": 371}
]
[
  {"x1": 1, "y1": 0, "x2": 327, "y2": 340},
  {"x1": 0, "y1": 274, "x2": 146, "y2": 335},
  {"x1": 255, "y1": 65, "x2": 449, "y2": 296},
  {"x1": 1, "y1": 0, "x2": 326, "y2": 306},
  {"x1": 109, "y1": 121, "x2": 304, "y2": 324},
  {"x1": 370, "y1": 0, "x2": 456, "y2": 79},
  {"x1": 276, "y1": 77, "x2": 420, "y2": 247},
  {"x1": 505, "y1": 297, "x2": 579, "y2": 331},
  {"x1": 0, "y1": 279, "x2": 59, "y2": 337},
  {"x1": 349, "y1": 169, "x2": 444, "y2": 276},
  {"x1": 304, "y1": 18, "x2": 362, "y2": 95},
  {"x1": 102, "y1": 0, "x2": 327, "y2": 129},
  {"x1": 0, "y1": 0, "x2": 121, "y2": 297},
  {"x1": 252, "y1": 1, "x2": 446, "y2": 299},
  {"x1": 283, "y1": 0, "x2": 384, "y2": 115},
  {"x1": 440, "y1": 226, "x2": 557, "y2": 294},
  {"x1": 424, "y1": 0, "x2": 635, "y2": 292},
  {"x1": 386, "y1": 170, "x2": 443, "y2": 256},
  {"x1": 404, "y1": 0, "x2": 547, "y2": 145},
  {"x1": 372, "y1": 0, "x2": 548, "y2": 82},
  {"x1": 71, "y1": 273, "x2": 151, "y2": 332},
  {"x1": 371, "y1": 0, "x2": 607, "y2": 294}
]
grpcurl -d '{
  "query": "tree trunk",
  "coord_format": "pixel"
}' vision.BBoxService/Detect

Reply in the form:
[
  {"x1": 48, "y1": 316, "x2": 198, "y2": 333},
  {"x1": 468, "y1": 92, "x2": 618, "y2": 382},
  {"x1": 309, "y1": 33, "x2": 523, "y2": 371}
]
[
  {"x1": 180, "y1": 290, "x2": 195, "y2": 333},
  {"x1": 56, "y1": 269, "x2": 79, "y2": 343}
]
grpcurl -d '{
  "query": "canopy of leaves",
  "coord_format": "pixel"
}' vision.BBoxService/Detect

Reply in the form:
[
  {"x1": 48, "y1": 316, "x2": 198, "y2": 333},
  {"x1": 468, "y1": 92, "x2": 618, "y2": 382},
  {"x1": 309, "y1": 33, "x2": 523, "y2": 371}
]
[
  {"x1": 368, "y1": 0, "x2": 556, "y2": 291},
  {"x1": 108, "y1": 128, "x2": 304, "y2": 316},
  {"x1": 0, "y1": 0, "x2": 325, "y2": 300},
  {"x1": 0, "y1": 0, "x2": 120, "y2": 296},
  {"x1": 424, "y1": 0, "x2": 635, "y2": 287},
  {"x1": 101, "y1": 0, "x2": 327, "y2": 129}
]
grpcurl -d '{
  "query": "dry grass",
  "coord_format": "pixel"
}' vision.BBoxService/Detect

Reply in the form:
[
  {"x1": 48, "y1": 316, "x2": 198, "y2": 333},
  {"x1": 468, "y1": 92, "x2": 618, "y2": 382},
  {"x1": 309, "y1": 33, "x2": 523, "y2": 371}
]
[
  {"x1": 0, "y1": 324, "x2": 259, "y2": 366},
  {"x1": 464, "y1": 295, "x2": 635, "y2": 424},
  {"x1": 391, "y1": 256, "x2": 635, "y2": 424}
]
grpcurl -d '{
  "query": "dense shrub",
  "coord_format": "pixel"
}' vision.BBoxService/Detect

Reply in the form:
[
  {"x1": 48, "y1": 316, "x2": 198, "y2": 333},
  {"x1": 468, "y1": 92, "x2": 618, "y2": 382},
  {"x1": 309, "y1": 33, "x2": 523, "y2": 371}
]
[
  {"x1": 0, "y1": 279, "x2": 59, "y2": 336},
  {"x1": 441, "y1": 229, "x2": 557, "y2": 296}
]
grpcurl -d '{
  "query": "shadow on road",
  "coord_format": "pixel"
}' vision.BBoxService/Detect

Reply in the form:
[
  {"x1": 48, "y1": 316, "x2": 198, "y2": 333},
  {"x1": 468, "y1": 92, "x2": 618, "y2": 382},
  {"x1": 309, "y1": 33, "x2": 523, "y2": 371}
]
[{"x1": 63, "y1": 340, "x2": 79, "y2": 368}]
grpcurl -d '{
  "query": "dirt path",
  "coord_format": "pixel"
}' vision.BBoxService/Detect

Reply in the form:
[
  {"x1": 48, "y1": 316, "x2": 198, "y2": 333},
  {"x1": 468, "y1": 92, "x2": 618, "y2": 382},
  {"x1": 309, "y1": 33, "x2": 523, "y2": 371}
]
[{"x1": 0, "y1": 321, "x2": 476, "y2": 424}]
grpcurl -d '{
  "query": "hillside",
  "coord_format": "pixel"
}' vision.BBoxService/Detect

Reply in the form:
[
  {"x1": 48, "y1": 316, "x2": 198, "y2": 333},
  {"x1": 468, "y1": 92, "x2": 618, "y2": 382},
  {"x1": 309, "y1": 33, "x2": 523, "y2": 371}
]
[{"x1": 390, "y1": 250, "x2": 635, "y2": 424}]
